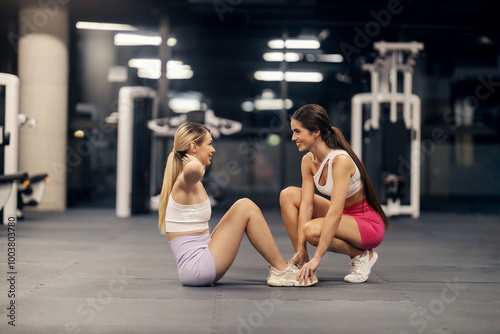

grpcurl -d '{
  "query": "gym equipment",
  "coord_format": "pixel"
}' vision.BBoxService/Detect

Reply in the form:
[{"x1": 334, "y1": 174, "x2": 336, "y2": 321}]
[
  {"x1": 0, "y1": 73, "x2": 23, "y2": 223},
  {"x1": 351, "y1": 41, "x2": 424, "y2": 218},
  {"x1": 0, "y1": 173, "x2": 28, "y2": 212},
  {"x1": 147, "y1": 109, "x2": 242, "y2": 139},
  {"x1": 115, "y1": 86, "x2": 156, "y2": 218},
  {"x1": 0, "y1": 73, "x2": 49, "y2": 222},
  {"x1": 17, "y1": 173, "x2": 50, "y2": 219}
]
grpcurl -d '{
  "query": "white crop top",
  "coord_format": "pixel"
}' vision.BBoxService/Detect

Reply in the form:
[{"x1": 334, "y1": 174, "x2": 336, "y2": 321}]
[
  {"x1": 313, "y1": 149, "x2": 362, "y2": 198},
  {"x1": 164, "y1": 194, "x2": 211, "y2": 232}
]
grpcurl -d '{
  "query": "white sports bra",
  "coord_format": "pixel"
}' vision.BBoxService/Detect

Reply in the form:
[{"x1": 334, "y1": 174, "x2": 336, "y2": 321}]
[
  {"x1": 164, "y1": 194, "x2": 211, "y2": 233},
  {"x1": 313, "y1": 149, "x2": 362, "y2": 198}
]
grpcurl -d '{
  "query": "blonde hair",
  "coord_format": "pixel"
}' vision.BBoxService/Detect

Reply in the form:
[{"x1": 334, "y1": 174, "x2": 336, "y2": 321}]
[{"x1": 158, "y1": 122, "x2": 210, "y2": 235}]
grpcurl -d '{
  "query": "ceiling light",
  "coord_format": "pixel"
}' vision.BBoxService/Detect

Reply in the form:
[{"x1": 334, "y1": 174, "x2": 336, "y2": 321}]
[
  {"x1": 167, "y1": 67, "x2": 194, "y2": 79},
  {"x1": 137, "y1": 68, "x2": 193, "y2": 80},
  {"x1": 128, "y1": 58, "x2": 160, "y2": 68},
  {"x1": 167, "y1": 38, "x2": 177, "y2": 47},
  {"x1": 310, "y1": 54, "x2": 344, "y2": 63},
  {"x1": 74, "y1": 130, "x2": 85, "y2": 138},
  {"x1": 267, "y1": 134, "x2": 281, "y2": 147},
  {"x1": 254, "y1": 99, "x2": 293, "y2": 110},
  {"x1": 168, "y1": 98, "x2": 202, "y2": 113},
  {"x1": 241, "y1": 101, "x2": 254, "y2": 112},
  {"x1": 115, "y1": 34, "x2": 176, "y2": 47},
  {"x1": 285, "y1": 72, "x2": 323, "y2": 82},
  {"x1": 268, "y1": 39, "x2": 320, "y2": 49},
  {"x1": 132, "y1": 59, "x2": 193, "y2": 80},
  {"x1": 115, "y1": 33, "x2": 162, "y2": 46},
  {"x1": 263, "y1": 52, "x2": 301, "y2": 62},
  {"x1": 254, "y1": 71, "x2": 323, "y2": 82},
  {"x1": 254, "y1": 71, "x2": 284, "y2": 81},
  {"x1": 76, "y1": 21, "x2": 137, "y2": 31}
]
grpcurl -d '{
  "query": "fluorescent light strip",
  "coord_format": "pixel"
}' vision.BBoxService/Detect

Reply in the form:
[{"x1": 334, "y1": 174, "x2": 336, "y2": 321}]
[
  {"x1": 137, "y1": 69, "x2": 193, "y2": 80},
  {"x1": 76, "y1": 21, "x2": 137, "y2": 31},
  {"x1": 285, "y1": 72, "x2": 323, "y2": 82},
  {"x1": 263, "y1": 52, "x2": 301, "y2": 62},
  {"x1": 128, "y1": 59, "x2": 160, "y2": 68},
  {"x1": 254, "y1": 71, "x2": 323, "y2": 82},
  {"x1": 268, "y1": 39, "x2": 320, "y2": 50},
  {"x1": 254, "y1": 99, "x2": 293, "y2": 110},
  {"x1": 254, "y1": 71, "x2": 283, "y2": 81},
  {"x1": 128, "y1": 59, "x2": 188, "y2": 69},
  {"x1": 115, "y1": 33, "x2": 177, "y2": 46},
  {"x1": 313, "y1": 54, "x2": 344, "y2": 63},
  {"x1": 115, "y1": 34, "x2": 161, "y2": 46},
  {"x1": 169, "y1": 98, "x2": 202, "y2": 113}
]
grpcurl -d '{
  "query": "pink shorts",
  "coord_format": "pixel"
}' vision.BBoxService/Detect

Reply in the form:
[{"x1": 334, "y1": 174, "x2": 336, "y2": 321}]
[
  {"x1": 343, "y1": 200, "x2": 385, "y2": 249},
  {"x1": 168, "y1": 231, "x2": 216, "y2": 286}
]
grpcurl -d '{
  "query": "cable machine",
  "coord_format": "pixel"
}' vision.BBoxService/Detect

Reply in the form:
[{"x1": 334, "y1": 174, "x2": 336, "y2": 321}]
[{"x1": 351, "y1": 41, "x2": 424, "y2": 218}]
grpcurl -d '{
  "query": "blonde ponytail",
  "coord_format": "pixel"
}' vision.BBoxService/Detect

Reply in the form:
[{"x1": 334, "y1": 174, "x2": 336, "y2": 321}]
[
  {"x1": 158, "y1": 122, "x2": 210, "y2": 235},
  {"x1": 158, "y1": 151, "x2": 183, "y2": 235}
]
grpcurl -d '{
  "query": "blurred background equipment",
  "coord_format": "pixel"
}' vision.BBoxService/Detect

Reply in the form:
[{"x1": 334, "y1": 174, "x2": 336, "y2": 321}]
[
  {"x1": 351, "y1": 42, "x2": 424, "y2": 218},
  {"x1": 0, "y1": 73, "x2": 49, "y2": 223},
  {"x1": 114, "y1": 86, "x2": 156, "y2": 218},
  {"x1": 1, "y1": 1, "x2": 499, "y2": 214}
]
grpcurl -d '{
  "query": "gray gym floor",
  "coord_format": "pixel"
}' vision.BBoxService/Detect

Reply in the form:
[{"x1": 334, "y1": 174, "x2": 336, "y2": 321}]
[{"x1": 1, "y1": 207, "x2": 499, "y2": 334}]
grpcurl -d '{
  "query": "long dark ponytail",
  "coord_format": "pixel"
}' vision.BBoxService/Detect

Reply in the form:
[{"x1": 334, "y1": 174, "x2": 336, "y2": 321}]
[{"x1": 292, "y1": 104, "x2": 390, "y2": 229}]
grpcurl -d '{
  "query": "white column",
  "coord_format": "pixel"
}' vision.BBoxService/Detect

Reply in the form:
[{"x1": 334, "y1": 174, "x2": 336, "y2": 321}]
[{"x1": 18, "y1": 0, "x2": 69, "y2": 211}]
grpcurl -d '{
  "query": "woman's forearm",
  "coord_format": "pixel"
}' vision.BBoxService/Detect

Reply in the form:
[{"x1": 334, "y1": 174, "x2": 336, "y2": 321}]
[
  {"x1": 296, "y1": 205, "x2": 313, "y2": 250},
  {"x1": 314, "y1": 212, "x2": 341, "y2": 261}
]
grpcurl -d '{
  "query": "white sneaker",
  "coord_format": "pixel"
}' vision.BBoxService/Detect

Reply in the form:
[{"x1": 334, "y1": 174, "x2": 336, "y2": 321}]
[
  {"x1": 344, "y1": 250, "x2": 378, "y2": 283},
  {"x1": 267, "y1": 262, "x2": 318, "y2": 287}
]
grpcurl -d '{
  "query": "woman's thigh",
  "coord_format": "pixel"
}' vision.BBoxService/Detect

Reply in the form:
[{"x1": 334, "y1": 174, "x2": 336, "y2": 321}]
[
  {"x1": 312, "y1": 194, "x2": 330, "y2": 218},
  {"x1": 284, "y1": 186, "x2": 331, "y2": 219},
  {"x1": 307, "y1": 215, "x2": 363, "y2": 249}
]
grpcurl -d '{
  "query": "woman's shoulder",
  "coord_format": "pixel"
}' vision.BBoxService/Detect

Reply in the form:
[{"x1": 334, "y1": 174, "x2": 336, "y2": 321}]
[
  {"x1": 331, "y1": 153, "x2": 356, "y2": 175},
  {"x1": 301, "y1": 152, "x2": 315, "y2": 165},
  {"x1": 300, "y1": 152, "x2": 317, "y2": 175}
]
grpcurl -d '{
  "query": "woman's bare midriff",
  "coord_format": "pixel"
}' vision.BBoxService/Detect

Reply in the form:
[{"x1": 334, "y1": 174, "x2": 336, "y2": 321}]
[
  {"x1": 167, "y1": 228, "x2": 210, "y2": 242},
  {"x1": 344, "y1": 188, "x2": 366, "y2": 208}
]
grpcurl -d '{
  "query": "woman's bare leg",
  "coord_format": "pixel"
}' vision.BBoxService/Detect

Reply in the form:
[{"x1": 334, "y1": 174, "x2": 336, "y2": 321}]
[
  {"x1": 279, "y1": 186, "x2": 330, "y2": 251},
  {"x1": 209, "y1": 198, "x2": 287, "y2": 282},
  {"x1": 303, "y1": 215, "x2": 364, "y2": 258}
]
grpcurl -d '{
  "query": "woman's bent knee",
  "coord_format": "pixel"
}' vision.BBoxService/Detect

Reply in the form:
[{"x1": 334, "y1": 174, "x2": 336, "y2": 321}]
[
  {"x1": 233, "y1": 198, "x2": 260, "y2": 214},
  {"x1": 280, "y1": 186, "x2": 300, "y2": 205},
  {"x1": 304, "y1": 222, "x2": 319, "y2": 246}
]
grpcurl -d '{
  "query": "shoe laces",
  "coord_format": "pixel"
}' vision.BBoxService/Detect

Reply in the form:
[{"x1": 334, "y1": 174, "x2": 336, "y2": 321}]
[{"x1": 349, "y1": 255, "x2": 366, "y2": 275}]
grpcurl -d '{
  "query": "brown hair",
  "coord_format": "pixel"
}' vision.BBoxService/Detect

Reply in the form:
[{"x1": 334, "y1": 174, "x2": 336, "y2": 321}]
[
  {"x1": 292, "y1": 104, "x2": 390, "y2": 229},
  {"x1": 158, "y1": 122, "x2": 210, "y2": 235}
]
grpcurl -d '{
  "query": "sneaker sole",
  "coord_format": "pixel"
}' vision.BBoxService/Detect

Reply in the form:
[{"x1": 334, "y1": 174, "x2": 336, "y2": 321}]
[{"x1": 267, "y1": 277, "x2": 318, "y2": 287}]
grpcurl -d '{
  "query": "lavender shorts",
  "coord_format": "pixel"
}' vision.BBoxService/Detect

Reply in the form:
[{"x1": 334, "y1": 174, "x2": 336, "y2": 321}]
[{"x1": 168, "y1": 231, "x2": 216, "y2": 286}]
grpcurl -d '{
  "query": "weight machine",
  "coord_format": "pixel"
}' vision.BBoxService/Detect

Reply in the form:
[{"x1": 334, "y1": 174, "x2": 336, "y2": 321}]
[
  {"x1": 351, "y1": 42, "x2": 424, "y2": 218},
  {"x1": 0, "y1": 73, "x2": 48, "y2": 223}
]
